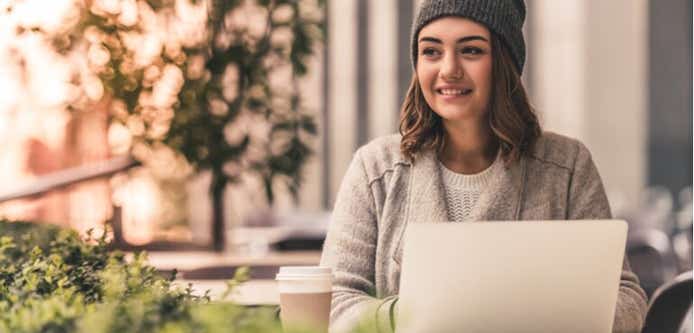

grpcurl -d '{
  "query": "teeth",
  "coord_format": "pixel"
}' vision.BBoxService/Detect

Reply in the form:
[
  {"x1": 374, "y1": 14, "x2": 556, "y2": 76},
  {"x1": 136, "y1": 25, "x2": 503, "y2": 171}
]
[{"x1": 438, "y1": 89, "x2": 470, "y2": 95}]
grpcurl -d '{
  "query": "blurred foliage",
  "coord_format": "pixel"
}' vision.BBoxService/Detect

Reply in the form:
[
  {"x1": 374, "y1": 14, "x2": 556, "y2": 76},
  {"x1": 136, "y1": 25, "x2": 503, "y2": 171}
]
[
  {"x1": 168, "y1": 0, "x2": 325, "y2": 201},
  {"x1": 17, "y1": 0, "x2": 325, "y2": 203},
  {"x1": 0, "y1": 220, "x2": 62, "y2": 251}
]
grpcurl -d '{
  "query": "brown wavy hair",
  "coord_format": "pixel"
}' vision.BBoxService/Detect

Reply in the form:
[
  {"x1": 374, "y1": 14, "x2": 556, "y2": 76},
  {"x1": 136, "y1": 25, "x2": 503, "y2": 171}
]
[{"x1": 399, "y1": 33, "x2": 541, "y2": 165}]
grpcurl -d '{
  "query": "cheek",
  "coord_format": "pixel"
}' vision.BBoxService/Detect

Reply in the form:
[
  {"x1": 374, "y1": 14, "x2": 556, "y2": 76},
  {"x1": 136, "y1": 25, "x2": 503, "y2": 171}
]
[
  {"x1": 470, "y1": 60, "x2": 493, "y2": 98},
  {"x1": 416, "y1": 66, "x2": 437, "y2": 102}
]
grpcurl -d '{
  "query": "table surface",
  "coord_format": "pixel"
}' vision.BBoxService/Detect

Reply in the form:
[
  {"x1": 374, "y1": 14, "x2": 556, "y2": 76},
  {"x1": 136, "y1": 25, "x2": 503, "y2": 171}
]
[
  {"x1": 138, "y1": 250, "x2": 322, "y2": 305},
  {"x1": 141, "y1": 250, "x2": 322, "y2": 271},
  {"x1": 175, "y1": 279, "x2": 280, "y2": 305}
]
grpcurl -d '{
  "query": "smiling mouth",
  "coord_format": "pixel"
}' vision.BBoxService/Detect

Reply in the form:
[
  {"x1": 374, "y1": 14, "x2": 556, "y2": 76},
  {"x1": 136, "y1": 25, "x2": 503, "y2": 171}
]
[{"x1": 436, "y1": 88, "x2": 473, "y2": 96}]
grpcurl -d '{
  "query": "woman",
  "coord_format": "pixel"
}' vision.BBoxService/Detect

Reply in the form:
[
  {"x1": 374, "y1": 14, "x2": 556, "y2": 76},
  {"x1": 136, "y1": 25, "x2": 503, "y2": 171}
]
[{"x1": 320, "y1": 0, "x2": 648, "y2": 332}]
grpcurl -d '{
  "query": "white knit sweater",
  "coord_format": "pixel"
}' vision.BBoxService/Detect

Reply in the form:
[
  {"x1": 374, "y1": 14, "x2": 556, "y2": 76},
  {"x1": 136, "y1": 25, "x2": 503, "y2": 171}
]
[{"x1": 439, "y1": 154, "x2": 503, "y2": 222}]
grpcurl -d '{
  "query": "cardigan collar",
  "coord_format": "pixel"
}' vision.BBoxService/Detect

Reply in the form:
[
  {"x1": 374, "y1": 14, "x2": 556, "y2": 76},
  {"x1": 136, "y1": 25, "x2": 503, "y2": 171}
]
[{"x1": 405, "y1": 149, "x2": 527, "y2": 224}]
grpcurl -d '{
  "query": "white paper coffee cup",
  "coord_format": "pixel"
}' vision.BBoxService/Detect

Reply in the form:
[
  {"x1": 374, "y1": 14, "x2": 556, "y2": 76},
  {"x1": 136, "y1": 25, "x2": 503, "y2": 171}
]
[{"x1": 276, "y1": 266, "x2": 333, "y2": 333}]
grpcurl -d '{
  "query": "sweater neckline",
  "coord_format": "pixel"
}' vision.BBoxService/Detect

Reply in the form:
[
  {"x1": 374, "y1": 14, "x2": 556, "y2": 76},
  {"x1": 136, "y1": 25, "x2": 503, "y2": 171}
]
[{"x1": 438, "y1": 152, "x2": 502, "y2": 189}]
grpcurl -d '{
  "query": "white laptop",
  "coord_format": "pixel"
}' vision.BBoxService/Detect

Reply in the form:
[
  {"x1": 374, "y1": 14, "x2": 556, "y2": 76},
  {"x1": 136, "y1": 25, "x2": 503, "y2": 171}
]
[{"x1": 396, "y1": 220, "x2": 627, "y2": 333}]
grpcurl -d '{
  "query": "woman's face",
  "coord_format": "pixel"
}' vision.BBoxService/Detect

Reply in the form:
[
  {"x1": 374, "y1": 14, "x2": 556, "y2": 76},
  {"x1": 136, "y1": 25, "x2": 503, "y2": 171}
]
[{"x1": 416, "y1": 17, "x2": 493, "y2": 126}]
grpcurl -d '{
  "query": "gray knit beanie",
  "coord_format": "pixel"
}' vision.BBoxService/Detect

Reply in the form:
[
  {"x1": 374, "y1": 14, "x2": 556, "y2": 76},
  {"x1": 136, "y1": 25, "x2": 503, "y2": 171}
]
[{"x1": 411, "y1": 0, "x2": 526, "y2": 74}]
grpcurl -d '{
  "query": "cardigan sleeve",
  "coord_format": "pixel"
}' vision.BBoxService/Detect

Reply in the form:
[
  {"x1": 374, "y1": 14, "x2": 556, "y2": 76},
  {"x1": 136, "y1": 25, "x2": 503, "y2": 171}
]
[
  {"x1": 567, "y1": 142, "x2": 648, "y2": 333},
  {"x1": 320, "y1": 150, "x2": 394, "y2": 333}
]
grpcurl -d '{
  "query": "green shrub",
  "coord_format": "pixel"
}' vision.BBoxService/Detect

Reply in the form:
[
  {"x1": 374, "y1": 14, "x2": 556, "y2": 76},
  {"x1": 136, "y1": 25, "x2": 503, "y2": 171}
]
[{"x1": 0, "y1": 221, "x2": 282, "y2": 333}]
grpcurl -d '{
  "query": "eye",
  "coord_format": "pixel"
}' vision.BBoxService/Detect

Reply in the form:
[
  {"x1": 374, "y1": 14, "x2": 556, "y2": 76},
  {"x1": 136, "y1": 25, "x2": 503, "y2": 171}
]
[
  {"x1": 421, "y1": 48, "x2": 440, "y2": 57},
  {"x1": 461, "y1": 47, "x2": 484, "y2": 55}
]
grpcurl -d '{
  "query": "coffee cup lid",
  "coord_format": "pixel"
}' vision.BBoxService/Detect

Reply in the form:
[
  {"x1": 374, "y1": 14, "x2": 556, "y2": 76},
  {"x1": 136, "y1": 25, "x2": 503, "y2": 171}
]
[{"x1": 276, "y1": 266, "x2": 332, "y2": 280}]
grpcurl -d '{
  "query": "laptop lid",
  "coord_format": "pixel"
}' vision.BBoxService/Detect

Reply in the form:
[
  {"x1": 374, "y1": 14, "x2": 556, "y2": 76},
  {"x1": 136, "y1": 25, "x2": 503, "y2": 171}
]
[{"x1": 396, "y1": 220, "x2": 627, "y2": 333}]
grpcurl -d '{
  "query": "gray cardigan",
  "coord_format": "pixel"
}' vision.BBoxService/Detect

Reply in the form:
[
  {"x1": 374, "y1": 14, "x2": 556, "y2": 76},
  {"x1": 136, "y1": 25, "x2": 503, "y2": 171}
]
[{"x1": 320, "y1": 132, "x2": 648, "y2": 333}]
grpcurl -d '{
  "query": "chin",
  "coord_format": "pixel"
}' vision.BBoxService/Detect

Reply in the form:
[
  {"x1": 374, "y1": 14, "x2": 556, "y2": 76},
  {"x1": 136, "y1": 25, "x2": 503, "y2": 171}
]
[{"x1": 434, "y1": 106, "x2": 483, "y2": 122}]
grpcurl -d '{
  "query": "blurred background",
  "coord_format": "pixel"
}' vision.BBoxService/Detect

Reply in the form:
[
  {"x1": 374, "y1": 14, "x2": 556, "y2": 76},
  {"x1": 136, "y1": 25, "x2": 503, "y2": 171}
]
[{"x1": 0, "y1": 0, "x2": 690, "y2": 303}]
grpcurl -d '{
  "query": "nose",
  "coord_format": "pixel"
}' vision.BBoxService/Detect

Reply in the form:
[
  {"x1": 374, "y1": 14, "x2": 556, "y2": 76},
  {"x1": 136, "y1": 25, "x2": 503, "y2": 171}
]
[{"x1": 440, "y1": 52, "x2": 463, "y2": 80}]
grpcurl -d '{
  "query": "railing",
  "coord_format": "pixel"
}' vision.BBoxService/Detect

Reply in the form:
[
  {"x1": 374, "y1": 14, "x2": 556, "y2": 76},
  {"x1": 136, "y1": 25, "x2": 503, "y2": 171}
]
[
  {"x1": 0, "y1": 155, "x2": 211, "y2": 251},
  {"x1": 0, "y1": 155, "x2": 139, "y2": 202}
]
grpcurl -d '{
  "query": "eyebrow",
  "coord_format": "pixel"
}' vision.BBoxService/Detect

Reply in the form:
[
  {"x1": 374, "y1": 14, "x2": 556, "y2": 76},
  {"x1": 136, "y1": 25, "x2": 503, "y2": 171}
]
[{"x1": 418, "y1": 36, "x2": 489, "y2": 44}]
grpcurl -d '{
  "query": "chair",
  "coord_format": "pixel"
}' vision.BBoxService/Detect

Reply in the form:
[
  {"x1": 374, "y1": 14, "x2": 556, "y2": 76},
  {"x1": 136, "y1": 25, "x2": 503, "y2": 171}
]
[
  {"x1": 673, "y1": 187, "x2": 693, "y2": 272},
  {"x1": 627, "y1": 228, "x2": 679, "y2": 296},
  {"x1": 642, "y1": 271, "x2": 693, "y2": 333}
]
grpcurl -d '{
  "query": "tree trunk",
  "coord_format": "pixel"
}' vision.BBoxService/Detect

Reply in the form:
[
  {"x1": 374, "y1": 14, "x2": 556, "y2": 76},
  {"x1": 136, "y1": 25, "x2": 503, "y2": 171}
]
[{"x1": 211, "y1": 172, "x2": 227, "y2": 252}]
